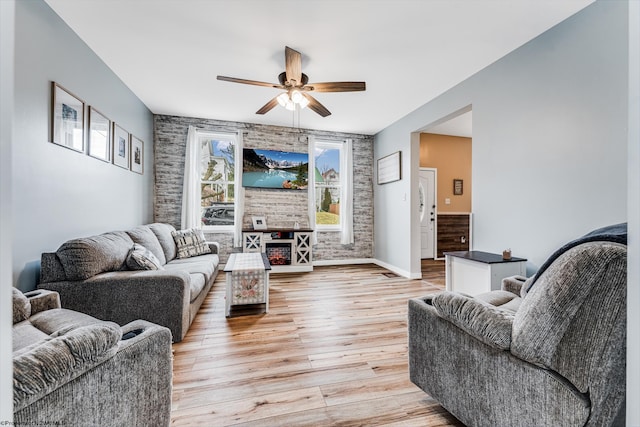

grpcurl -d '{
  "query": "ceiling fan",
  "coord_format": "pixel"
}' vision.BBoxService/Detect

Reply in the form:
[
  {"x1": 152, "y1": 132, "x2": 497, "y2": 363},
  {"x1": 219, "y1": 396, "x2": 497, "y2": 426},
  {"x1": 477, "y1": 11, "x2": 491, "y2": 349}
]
[{"x1": 217, "y1": 46, "x2": 366, "y2": 117}]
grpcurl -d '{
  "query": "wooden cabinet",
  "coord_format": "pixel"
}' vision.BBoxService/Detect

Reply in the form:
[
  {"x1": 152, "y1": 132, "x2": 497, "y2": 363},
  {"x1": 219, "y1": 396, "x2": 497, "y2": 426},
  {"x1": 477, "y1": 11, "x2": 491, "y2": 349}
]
[
  {"x1": 437, "y1": 214, "x2": 471, "y2": 258},
  {"x1": 445, "y1": 251, "x2": 526, "y2": 296}
]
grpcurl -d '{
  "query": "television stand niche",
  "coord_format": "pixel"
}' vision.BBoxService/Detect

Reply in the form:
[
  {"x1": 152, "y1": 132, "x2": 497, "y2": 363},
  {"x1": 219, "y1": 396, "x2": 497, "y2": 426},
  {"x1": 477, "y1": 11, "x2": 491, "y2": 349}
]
[{"x1": 242, "y1": 228, "x2": 313, "y2": 273}]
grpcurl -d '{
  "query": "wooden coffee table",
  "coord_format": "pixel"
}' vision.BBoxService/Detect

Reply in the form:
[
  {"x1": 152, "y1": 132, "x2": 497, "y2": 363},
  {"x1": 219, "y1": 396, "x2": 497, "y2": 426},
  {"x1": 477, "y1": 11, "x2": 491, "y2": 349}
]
[{"x1": 224, "y1": 252, "x2": 271, "y2": 317}]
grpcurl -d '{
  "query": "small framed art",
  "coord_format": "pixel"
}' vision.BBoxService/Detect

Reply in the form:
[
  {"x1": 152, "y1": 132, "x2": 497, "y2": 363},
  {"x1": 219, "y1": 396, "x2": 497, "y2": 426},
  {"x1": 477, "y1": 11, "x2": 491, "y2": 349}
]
[
  {"x1": 377, "y1": 151, "x2": 402, "y2": 185},
  {"x1": 88, "y1": 107, "x2": 111, "y2": 162},
  {"x1": 453, "y1": 179, "x2": 463, "y2": 195},
  {"x1": 130, "y1": 136, "x2": 144, "y2": 174},
  {"x1": 252, "y1": 216, "x2": 267, "y2": 230},
  {"x1": 112, "y1": 124, "x2": 130, "y2": 169},
  {"x1": 51, "y1": 82, "x2": 85, "y2": 152}
]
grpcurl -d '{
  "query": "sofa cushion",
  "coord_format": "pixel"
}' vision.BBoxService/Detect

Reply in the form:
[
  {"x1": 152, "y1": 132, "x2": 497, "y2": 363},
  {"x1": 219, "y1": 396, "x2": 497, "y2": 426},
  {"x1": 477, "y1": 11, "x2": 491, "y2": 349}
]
[
  {"x1": 56, "y1": 231, "x2": 134, "y2": 280},
  {"x1": 431, "y1": 291, "x2": 514, "y2": 350},
  {"x1": 27, "y1": 308, "x2": 104, "y2": 338},
  {"x1": 126, "y1": 244, "x2": 164, "y2": 271},
  {"x1": 172, "y1": 228, "x2": 211, "y2": 259},
  {"x1": 13, "y1": 322, "x2": 122, "y2": 411},
  {"x1": 13, "y1": 288, "x2": 31, "y2": 324},
  {"x1": 164, "y1": 254, "x2": 219, "y2": 283},
  {"x1": 148, "y1": 223, "x2": 178, "y2": 263},
  {"x1": 474, "y1": 290, "x2": 522, "y2": 313},
  {"x1": 13, "y1": 322, "x2": 49, "y2": 353},
  {"x1": 188, "y1": 273, "x2": 207, "y2": 303},
  {"x1": 126, "y1": 226, "x2": 167, "y2": 265}
]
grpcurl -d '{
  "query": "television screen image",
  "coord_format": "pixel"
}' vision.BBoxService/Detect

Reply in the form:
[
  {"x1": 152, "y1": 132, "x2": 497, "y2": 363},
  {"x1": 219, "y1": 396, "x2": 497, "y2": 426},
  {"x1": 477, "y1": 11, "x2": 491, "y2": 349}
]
[{"x1": 242, "y1": 148, "x2": 309, "y2": 190}]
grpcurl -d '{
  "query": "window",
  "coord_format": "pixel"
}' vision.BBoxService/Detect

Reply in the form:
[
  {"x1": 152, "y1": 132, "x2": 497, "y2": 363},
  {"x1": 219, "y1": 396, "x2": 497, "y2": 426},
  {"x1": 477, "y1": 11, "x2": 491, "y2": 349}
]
[
  {"x1": 314, "y1": 140, "x2": 343, "y2": 230},
  {"x1": 199, "y1": 132, "x2": 238, "y2": 230}
]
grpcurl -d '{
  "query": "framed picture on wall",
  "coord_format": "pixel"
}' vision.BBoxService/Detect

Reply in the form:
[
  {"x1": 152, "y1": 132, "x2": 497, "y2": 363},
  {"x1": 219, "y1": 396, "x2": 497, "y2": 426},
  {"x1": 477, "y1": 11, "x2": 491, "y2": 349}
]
[
  {"x1": 51, "y1": 82, "x2": 85, "y2": 152},
  {"x1": 88, "y1": 107, "x2": 111, "y2": 162},
  {"x1": 377, "y1": 151, "x2": 402, "y2": 184},
  {"x1": 130, "y1": 136, "x2": 144, "y2": 174},
  {"x1": 453, "y1": 179, "x2": 463, "y2": 195},
  {"x1": 112, "y1": 124, "x2": 130, "y2": 169}
]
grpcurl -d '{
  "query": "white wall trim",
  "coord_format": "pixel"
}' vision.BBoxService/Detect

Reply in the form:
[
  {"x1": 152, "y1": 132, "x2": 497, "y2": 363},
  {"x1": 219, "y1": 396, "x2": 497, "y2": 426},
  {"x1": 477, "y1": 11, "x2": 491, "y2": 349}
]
[
  {"x1": 313, "y1": 258, "x2": 422, "y2": 280},
  {"x1": 313, "y1": 258, "x2": 376, "y2": 266},
  {"x1": 372, "y1": 259, "x2": 422, "y2": 280}
]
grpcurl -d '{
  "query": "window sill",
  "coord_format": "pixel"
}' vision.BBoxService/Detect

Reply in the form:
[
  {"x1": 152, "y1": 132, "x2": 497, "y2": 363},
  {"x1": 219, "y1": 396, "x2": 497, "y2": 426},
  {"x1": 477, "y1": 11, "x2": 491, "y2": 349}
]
[
  {"x1": 316, "y1": 227, "x2": 340, "y2": 232},
  {"x1": 202, "y1": 226, "x2": 235, "y2": 233}
]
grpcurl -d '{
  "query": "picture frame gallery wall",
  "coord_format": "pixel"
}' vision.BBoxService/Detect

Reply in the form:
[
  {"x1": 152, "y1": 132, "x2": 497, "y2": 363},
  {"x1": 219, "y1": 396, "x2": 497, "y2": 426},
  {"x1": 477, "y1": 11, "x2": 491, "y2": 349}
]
[{"x1": 50, "y1": 81, "x2": 144, "y2": 175}]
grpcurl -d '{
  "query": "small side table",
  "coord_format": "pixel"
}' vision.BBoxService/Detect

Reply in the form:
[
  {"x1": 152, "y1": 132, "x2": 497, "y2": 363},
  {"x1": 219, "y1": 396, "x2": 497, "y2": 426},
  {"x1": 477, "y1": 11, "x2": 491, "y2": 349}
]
[
  {"x1": 444, "y1": 251, "x2": 527, "y2": 296},
  {"x1": 224, "y1": 252, "x2": 271, "y2": 317}
]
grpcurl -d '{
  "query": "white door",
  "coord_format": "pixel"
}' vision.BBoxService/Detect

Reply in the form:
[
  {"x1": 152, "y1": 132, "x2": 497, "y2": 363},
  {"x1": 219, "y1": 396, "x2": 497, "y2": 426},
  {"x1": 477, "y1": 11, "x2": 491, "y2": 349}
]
[{"x1": 419, "y1": 169, "x2": 436, "y2": 258}]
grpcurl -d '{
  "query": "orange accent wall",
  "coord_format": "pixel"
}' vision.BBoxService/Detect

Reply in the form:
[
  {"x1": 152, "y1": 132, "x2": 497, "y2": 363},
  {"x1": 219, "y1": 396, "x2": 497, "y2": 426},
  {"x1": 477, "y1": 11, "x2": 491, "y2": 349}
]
[{"x1": 420, "y1": 133, "x2": 472, "y2": 213}]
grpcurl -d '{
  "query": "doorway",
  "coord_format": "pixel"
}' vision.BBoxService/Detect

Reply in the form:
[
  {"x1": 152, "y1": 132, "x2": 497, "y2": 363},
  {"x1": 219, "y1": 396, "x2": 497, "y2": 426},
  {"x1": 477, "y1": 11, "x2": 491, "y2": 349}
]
[{"x1": 419, "y1": 168, "x2": 436, "y2": 259}]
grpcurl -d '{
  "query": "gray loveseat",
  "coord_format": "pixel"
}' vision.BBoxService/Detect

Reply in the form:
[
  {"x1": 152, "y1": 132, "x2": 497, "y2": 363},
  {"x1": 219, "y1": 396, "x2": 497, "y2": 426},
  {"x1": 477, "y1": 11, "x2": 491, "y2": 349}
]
[
  {"x1": 409, "y1": 225, "x2": 627, "y2": 426},
  {"x1": 13, "y1": 287, "x2": 172, "y2": 426},
  {"x1": 38, "y1": 223, "x2": 219, "y2": 342}
]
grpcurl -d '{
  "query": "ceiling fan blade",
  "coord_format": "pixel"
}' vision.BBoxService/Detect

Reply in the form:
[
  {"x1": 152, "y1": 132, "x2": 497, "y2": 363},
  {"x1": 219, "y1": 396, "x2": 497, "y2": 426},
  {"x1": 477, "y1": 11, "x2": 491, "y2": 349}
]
[
  {"x1": 256, "y1": 96, "x2": 280, "y2": 115},
  {"x1": 285, "y1": 46, "x2": 302, "y2": 85},
  {"x1": 302, "y1": 93, "x2": 331, "y2": 117},
  {"x1": 305, "y1": 82, "x2": 366, "y2": 92},
  {"x1": 217, "y1": 75, "x2": 284, "y2": 89}
]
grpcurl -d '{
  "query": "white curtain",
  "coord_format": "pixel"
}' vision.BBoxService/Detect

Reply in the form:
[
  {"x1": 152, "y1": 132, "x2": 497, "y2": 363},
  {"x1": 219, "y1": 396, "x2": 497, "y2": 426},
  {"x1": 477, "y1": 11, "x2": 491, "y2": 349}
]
[
  {"x1": 181, "y1": 125, "x2": 202, "y2": 230},
  {"x1": 233, "y1": 131, "x2": 245, "y2": 247},
  {"x1": 307, "y1": 136, "x2": 318, "y2": 245},
  {"x1": 340, "y1": 138, "x2": 354, "y2": 244}
]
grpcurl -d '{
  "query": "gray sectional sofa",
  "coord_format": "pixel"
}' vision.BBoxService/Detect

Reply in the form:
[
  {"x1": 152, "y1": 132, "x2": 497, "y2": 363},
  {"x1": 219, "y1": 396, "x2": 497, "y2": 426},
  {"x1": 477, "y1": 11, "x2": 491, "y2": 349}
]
[
  {"x1": 13, "y1": 287, "x2": 172, "y2": 426},
  {"x1": 408, "y1": 224, "x2": 627, "y2": 426},
  {"x1": 38, "y1": 223, "x2": 219, "y2": 342}
]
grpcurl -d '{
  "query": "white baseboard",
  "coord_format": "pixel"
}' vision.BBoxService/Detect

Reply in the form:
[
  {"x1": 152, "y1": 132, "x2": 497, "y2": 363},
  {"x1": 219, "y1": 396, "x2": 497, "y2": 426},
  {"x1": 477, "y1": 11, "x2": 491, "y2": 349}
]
[
  {"x1": 313, "y1": 258, "x2": 421, "y2": 280},
  {"x1": 372, "y1": 259, "x2": 421, "y2": 279},
  {"x1": 313, "y1": 258, "x2": 376, "y2": 266}
]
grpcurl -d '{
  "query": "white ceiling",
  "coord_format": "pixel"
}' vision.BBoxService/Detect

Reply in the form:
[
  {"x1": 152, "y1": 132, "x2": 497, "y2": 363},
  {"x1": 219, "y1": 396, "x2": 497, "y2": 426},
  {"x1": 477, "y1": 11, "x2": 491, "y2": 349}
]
[
  {"x1": 44, "y1": 0, "x2": 594, "y2": 136},
  {"x1": 427, "y1": 111, "x2": 473, "y2": 138}
]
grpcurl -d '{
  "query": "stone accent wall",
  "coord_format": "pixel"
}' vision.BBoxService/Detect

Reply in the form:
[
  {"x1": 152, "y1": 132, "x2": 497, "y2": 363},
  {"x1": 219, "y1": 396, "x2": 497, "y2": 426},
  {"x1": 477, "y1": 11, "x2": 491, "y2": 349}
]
[{"x1": 154, "y1": 114, "x2": 374, "y2": 263}]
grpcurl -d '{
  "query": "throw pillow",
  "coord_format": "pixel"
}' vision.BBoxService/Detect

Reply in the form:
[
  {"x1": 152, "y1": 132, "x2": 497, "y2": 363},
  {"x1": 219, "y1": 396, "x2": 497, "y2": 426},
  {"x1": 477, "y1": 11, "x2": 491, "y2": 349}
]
[
  {"x1": 126, "y1": 243, "x2": 164, "y2": 270},
  {"x1": 172, "y1": 228, "x2": 211, "y2": 259}
]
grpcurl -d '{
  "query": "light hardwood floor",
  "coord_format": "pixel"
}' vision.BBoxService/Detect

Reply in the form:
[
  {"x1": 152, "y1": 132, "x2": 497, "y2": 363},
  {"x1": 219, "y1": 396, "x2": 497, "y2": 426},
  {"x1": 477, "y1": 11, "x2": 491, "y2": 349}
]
[{"x1": 171, "y1": 260, "x2": 463, "y2": 426}]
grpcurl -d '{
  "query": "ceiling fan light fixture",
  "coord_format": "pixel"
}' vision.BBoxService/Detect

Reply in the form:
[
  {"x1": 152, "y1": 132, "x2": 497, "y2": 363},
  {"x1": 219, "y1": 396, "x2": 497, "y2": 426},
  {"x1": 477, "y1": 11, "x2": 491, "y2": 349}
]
[
  {"x1": 277, "y1": 92, "x2": 290, "y2": 107},
  {"x1": 298, "y1": 96, "x2": 309, "y2": 109},
  {"x1": 290, "y1": 90, "x2": 303, "y2": 104}
]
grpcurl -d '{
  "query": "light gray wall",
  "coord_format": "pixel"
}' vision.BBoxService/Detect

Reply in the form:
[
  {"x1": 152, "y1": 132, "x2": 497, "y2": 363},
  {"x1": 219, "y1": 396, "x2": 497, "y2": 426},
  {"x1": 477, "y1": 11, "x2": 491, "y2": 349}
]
[
  {"x1": 627, "y1": 0, "x2": 639, "y2": 423},
  {"x1": 1, "y1": 0, "x2": 15, "y2": 420},
  {"x1": 375, "y1": 0, "x2": 629, "y2": 277},
  {"x1": 12, "y1": 0, "x2": 154, "y2": 291}
]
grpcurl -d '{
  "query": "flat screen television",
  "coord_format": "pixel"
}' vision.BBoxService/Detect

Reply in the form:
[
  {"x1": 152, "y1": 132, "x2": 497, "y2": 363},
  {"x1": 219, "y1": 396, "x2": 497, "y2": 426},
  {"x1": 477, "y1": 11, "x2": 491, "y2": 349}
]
[{"x1": 242, "y1": 148, "x2": 309, "y2": 190}]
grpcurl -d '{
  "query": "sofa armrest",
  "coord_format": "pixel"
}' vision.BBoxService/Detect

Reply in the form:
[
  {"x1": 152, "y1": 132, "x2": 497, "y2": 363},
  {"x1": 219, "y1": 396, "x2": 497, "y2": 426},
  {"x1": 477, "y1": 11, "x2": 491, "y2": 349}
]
[
  {"x1": 430, "y1": 291, "x2": 514, "y2": 350},
  {"x1": 206, "y1": 241, "x2": 220, "y2": 254},
  {"x1": 24, "y1": 289, "x2": 61, "y2": 314},
  {"x1": 38, "y1": 270, "x2": 191, "y2": 342},
  {"x1": 501, "y1": 275, "x2": 527, "y2": 296}
]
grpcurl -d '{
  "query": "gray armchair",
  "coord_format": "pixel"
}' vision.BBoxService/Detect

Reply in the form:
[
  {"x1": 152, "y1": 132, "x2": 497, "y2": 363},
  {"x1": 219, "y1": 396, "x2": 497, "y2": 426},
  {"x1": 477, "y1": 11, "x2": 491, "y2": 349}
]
[
  {"x1": 409, "y1": 226, "x2": 627, "y2": 427},
  {"x1": 13, "y1": 288, "x2": 172, "y2": 426}
]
